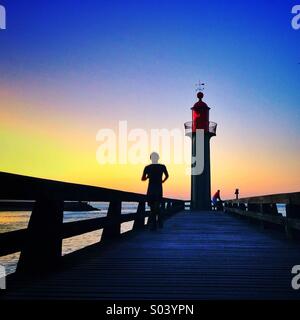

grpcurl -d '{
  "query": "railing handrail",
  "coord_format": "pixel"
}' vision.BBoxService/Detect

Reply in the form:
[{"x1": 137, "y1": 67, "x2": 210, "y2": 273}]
[
  {"x1": 223, "y1": 191, "x2": 300, "y2": 240},
  {"x1": 225, "y1": 191, "x2": 300, "y2": 205},
  {"x1": 0, "y1": 171, "x2": 181, "y2": 202}
]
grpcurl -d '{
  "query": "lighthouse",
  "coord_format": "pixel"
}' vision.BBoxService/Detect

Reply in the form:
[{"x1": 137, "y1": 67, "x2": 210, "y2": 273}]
[{"x1": 185, "y1": 92, "x2": 217, "y2": 211}]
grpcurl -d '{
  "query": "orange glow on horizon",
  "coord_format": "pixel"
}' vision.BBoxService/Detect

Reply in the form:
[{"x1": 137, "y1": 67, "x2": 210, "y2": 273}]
[{"x1": 1, "y1": 92, "x2": 299, "y2": 201}]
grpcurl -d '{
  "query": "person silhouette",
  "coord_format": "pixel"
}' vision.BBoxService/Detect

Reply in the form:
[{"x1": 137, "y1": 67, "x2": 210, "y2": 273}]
[
  {"x1": 142, "y1": 152, "x2": 169, "y2": 230},
  {"x1": 212, "y1": 190, "x2": 223, "y2": 211}
]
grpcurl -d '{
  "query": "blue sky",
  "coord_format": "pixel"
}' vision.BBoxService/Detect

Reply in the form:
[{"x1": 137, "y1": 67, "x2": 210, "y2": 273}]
[
  {"x1": 1, "y1": 1, "x2": 299, "y2": 117},
  {"x1": 0, "y1": 0, "x2": 299, "y2": 197}
]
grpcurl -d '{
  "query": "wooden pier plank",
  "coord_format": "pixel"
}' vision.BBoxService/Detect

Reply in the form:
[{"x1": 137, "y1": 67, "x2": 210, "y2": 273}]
[{"x1": 3, "y1": 211, "x2": 300, "y2": 300}]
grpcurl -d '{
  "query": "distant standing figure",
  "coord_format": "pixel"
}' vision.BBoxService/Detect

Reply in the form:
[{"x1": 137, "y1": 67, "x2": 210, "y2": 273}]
[
  {"x1": 142, "y1": 152, "x2": 169, "y2": 230},
  {"x1": 212, "y1": 190, "x2": 223, "y2": 211}
]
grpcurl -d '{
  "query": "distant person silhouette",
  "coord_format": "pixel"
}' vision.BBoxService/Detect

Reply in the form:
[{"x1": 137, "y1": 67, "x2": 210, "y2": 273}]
[
  {"x1": 212, "y1": 190, "x2": 223, "y2": 211},
  {"x1": 142, "y1": 152, "x2": 169, "y2": 230}
]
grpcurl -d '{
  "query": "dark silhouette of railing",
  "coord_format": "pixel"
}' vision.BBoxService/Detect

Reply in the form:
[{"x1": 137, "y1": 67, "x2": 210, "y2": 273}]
[
  {"x1": 224, "y1": 192, "x2": 300, "y2": 239},
  {"x1": 0, "y1": 172, "x2": 184, "y2": 275}
]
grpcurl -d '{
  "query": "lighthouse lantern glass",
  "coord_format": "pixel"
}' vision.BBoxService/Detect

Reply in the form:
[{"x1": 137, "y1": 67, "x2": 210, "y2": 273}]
[{"x1": 192, "y1": 105, "x2": 210, "y2": 133}]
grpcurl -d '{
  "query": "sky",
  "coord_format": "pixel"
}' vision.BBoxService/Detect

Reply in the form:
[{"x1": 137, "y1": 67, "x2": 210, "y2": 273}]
[{"x1": 0, "y1": 0, "x2": 299, "y2": 199}]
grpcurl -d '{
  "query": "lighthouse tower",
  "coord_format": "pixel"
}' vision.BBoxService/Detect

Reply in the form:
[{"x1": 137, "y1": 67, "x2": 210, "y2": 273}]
[{"x1": 185, "y1": 92, "x2": 217, "y2": 211}]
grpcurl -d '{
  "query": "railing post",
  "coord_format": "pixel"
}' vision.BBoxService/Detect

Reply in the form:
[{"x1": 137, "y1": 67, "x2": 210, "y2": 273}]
[
  {"x1": 165, "y1": 201, "x2": 173, "y2": 217},
  {"x1": 238, "y1": 203, "x2": 246, "y2": 211},
  {"x1": 180, "y1": 200, "x2": 185, "y2": 211},
  {"x1": 166, "y1": 201, "x2": 172, "y2": 211},
  {"x1": 133, "y1": 201, "x2": 145, "y2": 231},
  {"x1": 285, "y1": 203, "x2": 300, "y2": 240},
  {"x1": 17, "y1": 197, "x2": 64, "y2": 275},
  {"x1": 171, "y1": 200, "x2": 184, "y2": 213},
  {"x1": 286, "y1": 203, "x2": 300, "y2": 219},
  {"x1": 102, "y1": 200, "x2": 121, "y2": 241},
  {"x1": 260, "y1": 203, "x2": 278, "y2": 215},
  {"x1": 247, "y1": 203, "x2": 260, "y2": 212}
]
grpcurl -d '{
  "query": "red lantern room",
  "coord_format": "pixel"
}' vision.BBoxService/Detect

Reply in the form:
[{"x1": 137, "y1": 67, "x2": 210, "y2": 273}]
[{"x1": 191, "y1": 92, "x2": 210, "y2": 132}]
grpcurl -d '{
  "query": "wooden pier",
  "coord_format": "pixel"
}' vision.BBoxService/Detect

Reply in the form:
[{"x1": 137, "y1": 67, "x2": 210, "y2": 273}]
[{"x1": 0, "y1": 172, "x2": 300, "y2": 300}]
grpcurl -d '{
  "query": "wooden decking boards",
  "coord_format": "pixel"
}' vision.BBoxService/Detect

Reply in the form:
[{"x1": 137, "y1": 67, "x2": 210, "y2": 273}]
[{"x1": 2, "y1": 211, "x2": 300, "y2": 300}]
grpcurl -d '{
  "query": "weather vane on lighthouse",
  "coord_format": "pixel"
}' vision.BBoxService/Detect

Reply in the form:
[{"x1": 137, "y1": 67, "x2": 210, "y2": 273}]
[{"x1": 195, "y1": 81, "x2": 206, "y2": 93}]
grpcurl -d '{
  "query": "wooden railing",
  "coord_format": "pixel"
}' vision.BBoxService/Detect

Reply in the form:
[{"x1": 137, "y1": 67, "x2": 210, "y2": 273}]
[
  {"x1": 0, "y1": 172, "x2": 184, "y2": 275},
  {"x1": 224, "y1": 192, "x2": 300, "y2": 240}
]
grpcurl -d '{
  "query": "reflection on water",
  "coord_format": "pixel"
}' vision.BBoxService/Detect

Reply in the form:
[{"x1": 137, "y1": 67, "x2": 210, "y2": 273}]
[
  {"x1": 276, "y1": 204, "x2": 286, "y2": 217},
  {"x1": 0, "y1": 211, "x2": 31, "y2": 232},
  {"x1": 0, "y1": 202, "x2": 139, "y2": 275},
  {"x1": 62, "y1": 230, "x2": 103, "y2": 256}
]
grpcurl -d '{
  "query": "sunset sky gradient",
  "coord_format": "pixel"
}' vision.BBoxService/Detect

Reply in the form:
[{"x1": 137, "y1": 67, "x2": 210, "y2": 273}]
[{"x1": 0, "y1": 0, "x2": 299, "y2": 199}]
